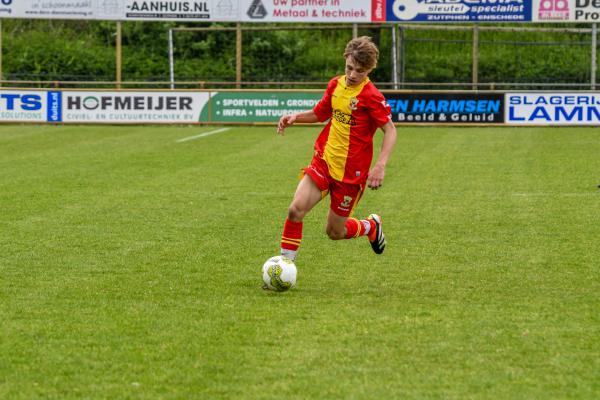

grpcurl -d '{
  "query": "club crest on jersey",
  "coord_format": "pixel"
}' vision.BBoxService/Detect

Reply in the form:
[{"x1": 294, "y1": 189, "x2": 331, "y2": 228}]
[{"x1": 349, "y1": 97, "x2": 359, "y2": 110}]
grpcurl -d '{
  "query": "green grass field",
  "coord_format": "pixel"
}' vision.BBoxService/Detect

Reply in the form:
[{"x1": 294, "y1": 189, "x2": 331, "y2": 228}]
[{"x1": 1, "y1": 124, "x2": 599, "y2": 399}]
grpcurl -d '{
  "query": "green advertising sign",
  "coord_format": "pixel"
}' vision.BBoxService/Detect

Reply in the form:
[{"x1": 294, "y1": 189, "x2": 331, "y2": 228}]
[{"x1": 201, "y1": 91, "x2": 322, "y2": 123}]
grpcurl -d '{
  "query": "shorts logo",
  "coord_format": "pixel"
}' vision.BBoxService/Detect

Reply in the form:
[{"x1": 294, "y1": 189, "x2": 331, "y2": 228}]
[
  {"x1": 340, "y1": 196, "x2": 353, "y2": 208},
  {"x1": 349, "y1": 97, "x2": 359, "y2": 110}
]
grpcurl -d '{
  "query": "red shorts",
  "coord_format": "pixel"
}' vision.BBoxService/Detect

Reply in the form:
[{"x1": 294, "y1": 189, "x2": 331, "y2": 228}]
[{"x1": 303, "y1": 154, "x2": 366, "y2": 217}]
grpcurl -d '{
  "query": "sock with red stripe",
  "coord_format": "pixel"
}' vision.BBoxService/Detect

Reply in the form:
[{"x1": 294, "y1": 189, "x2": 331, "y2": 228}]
[
  {"x1": 344, "y1": 217, "x2": 375, "y2": 239},
  {"x1": 281, "y1": 218, "x2": 303, "y2": 261}
]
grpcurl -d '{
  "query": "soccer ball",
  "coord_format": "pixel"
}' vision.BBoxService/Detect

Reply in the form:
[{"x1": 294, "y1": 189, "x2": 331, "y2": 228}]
[{"x1": 262, "y1": 256, "x2": 297, "y2": 291}]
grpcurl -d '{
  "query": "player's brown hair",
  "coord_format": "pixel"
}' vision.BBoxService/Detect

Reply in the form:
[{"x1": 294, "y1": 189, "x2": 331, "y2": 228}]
[{"x1": 343, "y1": 36, "x2": 379, "y2": 71}]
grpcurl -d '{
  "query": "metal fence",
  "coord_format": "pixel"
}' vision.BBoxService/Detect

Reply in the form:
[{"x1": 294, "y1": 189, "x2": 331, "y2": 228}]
[
  {"x1": 396, "y1": 24, "x2": 598, "y2": 90},
  {"x1": 165, "y1": 23, "x2": 600, "y2": 90},
  {"x1": 1, "y1": 21, "x2": 598, "y2": 90}
]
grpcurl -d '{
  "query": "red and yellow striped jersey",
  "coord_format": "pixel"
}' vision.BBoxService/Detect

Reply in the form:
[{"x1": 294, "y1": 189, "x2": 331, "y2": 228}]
[{"x1": 312, "y1": 75, "x2": 391, "y2": 185}]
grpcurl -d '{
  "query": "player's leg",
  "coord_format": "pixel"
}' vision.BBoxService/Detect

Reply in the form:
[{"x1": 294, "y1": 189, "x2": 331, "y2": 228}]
[
  {"x1": 326, "y1": 182, "x2": 386, "y2": 253},
  {"x1": 325, "y1": 208, "x2": 377, "y2": 242},
  {"x1": 281, "y1": 175, "x2": 324, "y2": 261},
  {"x1": 325, "y1": 181, "x2": 366, "y2": 240},
  {"x1": 325, "y1": 209, "x2": 348, "y2": 240}
]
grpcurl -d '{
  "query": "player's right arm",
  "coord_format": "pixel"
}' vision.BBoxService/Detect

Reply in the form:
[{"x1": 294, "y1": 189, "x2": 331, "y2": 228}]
[
  {"x1": 277, "y1": 110, "x2": 319, "y2": 135},
  {"x1": 278, "y1": 77, "x2": 337, "y2": 135}
]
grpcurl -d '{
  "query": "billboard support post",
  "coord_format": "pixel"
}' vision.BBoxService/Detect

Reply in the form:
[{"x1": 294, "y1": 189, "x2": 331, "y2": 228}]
[
  {"x1": 236, "y1": 23, "x2": 242, "y2": 89},
  {"x1": 592, "y1": 23, "x2": 597, "y2": 90},
  {"x1": 472, "y1": 24, "x2": 479, "y2": 91},
  {"x1": 392, "y1": 26, "x2": 398, "y2": 90},
  {"x1": 116, "y1": 21, "x2": 122, "y2": 89},
  {"x1": 0, "y1": 20, "x2": 2, "y2": 87},
  {"x1": 399, "y1": 26, "x2": 405, "y2": 89},
  {"x1": 169, "y1": 29, "x2": 174, "y2": 90}
]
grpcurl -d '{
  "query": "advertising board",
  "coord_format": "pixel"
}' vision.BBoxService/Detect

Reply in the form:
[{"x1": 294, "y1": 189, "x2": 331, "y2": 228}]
[
  {"x1": 532, "y1": 0, "x2": 571, "y2": 21},
  {"x1": 3, "y1": 90, "x2": 600, "y2": 126},
  {"x1": 0, "y1": 90, "x2": 324, "y2": 124},
  {"x1": 505, "y1": 93, "x2": 600, "y2": 125},
  {"x1": 0, "y1": 0, "x2": 238, "y2": 21},
  {"x1": 0, "y1": 0, "x2": 371, "y2": 22},
  {"x1": 383, "y1": 0, "x2": 532, "y2": 22},
  {"x1": 386, "y1": 93, "x2": 504, "y2": 124},
  {"x1": 102, "y1": 0, "x2": 239, "y2": 21},
  {"x1": 0, "y1": 0, "x2": 96, "y2": 20},
  {"x1": 61, "y1": 91, "x2": 210, "y2": 123},
  {"x1": 530, "y1": 0, "x2": 600, "y2": 22},
  {"x1": 1, "y1": 0, "x2": 597, "y2": 23},
  {"x1": 571, "y1": 0, "x2": 600, "y2": 22},
  {"x1": 204, "y1": 91, "x2": 322, "y2": 123},
  {"x1": 0, "y1": 90, "x2": 58, "y2": 122},
  {"x1": 240, "y1": 0, "x2": 371, "y2": 22}
]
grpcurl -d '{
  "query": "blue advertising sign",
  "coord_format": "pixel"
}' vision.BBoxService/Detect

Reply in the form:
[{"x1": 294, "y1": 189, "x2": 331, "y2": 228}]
[
  {"x1": 386, "y1": 0, "x2": 532, "y2": 22},
  {"x1": 385, "y1": 92, "x2": 504, "y2": 123},
  {"x1": 47, "y1": 91, "x2": 62, "y2": 122}
]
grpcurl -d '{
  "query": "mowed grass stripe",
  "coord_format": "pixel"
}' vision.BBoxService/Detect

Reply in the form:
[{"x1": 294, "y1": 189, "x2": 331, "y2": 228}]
[{"x1": 1, "y1": 125, "x2": 599, "y2": 399}]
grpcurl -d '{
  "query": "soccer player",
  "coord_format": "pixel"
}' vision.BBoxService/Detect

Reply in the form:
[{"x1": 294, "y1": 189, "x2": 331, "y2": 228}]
[{"x1": 277, "y1": 36, "x2": 397, "y2": 262}]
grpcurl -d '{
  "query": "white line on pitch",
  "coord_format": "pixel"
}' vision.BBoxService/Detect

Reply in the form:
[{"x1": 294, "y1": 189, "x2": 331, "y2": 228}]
[{"x1": 176, "y1": 128, "x2": 231, "y2": 143}]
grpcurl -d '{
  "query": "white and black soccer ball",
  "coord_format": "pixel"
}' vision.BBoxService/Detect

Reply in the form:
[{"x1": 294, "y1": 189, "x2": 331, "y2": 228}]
[{"x1": 262, "y1": 256, "x2": 297, "y2": 292}]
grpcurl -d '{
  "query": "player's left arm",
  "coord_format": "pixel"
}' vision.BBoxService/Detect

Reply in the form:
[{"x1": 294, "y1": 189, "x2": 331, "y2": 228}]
[{"x1": 367, "y1": 120, "x2": 397, "y2": 190}]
